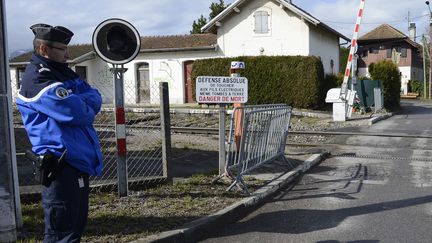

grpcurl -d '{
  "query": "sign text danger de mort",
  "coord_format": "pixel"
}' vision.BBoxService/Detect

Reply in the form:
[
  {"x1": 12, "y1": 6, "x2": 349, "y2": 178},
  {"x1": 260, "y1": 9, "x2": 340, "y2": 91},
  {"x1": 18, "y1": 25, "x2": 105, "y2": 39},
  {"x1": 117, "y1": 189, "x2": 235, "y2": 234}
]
[{"x1": 196, "y1": 76, "x2": 248, "y2": 103}]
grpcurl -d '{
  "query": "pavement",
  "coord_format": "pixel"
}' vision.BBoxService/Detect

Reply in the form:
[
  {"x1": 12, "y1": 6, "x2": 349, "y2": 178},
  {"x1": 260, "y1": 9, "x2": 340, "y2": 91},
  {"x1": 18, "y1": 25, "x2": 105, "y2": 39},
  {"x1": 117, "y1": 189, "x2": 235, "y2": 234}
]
[
  {"x1": 131, "y1": 112, "x2": 393, "y2": 243},
  {"x1": 132, "y1": 153, "x2": 328, "y2": 243}
]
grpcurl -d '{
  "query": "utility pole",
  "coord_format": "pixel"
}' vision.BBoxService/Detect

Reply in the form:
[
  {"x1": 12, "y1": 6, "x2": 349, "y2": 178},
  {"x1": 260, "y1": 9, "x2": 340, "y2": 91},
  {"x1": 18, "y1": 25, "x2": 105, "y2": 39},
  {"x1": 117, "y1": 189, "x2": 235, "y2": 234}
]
[
  {"x1": 427, "y1": 1, "x2": 432, "y2": 99},
  {"x1": 430, "y1": 27, "x2": 432, "y2": 99},
  {"x1": 423, "y1": 35, "x2": 428, "y2": 98},
  {"x1": 407, "y1": 11, "x2": 410, "y2": 31}
]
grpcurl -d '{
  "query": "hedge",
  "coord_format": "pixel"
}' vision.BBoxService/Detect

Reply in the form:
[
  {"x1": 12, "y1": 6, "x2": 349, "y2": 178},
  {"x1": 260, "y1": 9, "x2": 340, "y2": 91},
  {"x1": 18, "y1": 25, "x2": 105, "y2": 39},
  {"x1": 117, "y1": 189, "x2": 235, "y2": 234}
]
[
  {"x1": 369, "y1": 60, "x2": 401, "y2": 111},
  {"x1": 191, "y1": 56, "x2": 326, "y2": 108}
]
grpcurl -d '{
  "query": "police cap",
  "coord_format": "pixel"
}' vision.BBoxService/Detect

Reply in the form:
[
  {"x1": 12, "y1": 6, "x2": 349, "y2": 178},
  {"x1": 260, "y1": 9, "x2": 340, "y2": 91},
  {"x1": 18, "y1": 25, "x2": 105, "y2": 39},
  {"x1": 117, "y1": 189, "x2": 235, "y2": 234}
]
[{"x1": 30, "y1": 23, "x2": 74, "y2": 44}]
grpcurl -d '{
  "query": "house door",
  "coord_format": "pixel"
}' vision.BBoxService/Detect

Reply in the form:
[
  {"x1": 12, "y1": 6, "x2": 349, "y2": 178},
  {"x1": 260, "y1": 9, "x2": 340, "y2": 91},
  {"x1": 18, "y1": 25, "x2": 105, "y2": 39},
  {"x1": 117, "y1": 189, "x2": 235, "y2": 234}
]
[
  {"x1": 136, "y1": 62, "x2": 150, "y2": 103},
  {"x1": 184, "y1": 60, "x2": 195, "y2": 103}
]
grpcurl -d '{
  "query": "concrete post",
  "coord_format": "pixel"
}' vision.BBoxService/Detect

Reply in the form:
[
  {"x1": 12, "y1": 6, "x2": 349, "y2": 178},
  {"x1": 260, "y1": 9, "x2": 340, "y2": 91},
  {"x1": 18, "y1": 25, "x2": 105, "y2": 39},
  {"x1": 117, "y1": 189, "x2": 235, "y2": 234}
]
[{"x1": 160, "y1": 82, "x2": 172, "y2": 184}]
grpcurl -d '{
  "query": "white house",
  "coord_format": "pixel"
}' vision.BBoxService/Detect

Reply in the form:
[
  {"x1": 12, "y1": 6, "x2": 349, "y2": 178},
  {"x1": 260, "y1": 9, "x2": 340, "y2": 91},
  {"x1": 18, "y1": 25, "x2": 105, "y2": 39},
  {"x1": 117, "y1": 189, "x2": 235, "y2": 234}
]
[
  {"x1": 202, "y1": 0, "x2": 348, "y2": 75},
  {"x1": 10, "y1": 0, "x2": 348, "y2": 105}
]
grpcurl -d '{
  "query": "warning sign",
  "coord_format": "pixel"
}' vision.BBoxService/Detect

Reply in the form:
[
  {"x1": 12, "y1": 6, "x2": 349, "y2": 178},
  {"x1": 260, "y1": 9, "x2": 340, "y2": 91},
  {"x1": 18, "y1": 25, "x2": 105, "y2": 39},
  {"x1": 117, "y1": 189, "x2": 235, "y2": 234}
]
[{"x1": 196, "y1": 76, "x2": 248, "y2": 103}]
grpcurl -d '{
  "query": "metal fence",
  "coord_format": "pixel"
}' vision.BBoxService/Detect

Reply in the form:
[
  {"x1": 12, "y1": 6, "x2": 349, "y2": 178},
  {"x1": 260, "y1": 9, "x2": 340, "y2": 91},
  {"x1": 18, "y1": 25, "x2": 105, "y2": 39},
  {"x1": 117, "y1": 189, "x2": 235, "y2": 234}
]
[
  {"x1": 224, "y1": 104, "x2": 293, "y2": 192},
  {"x1": 12, "y1": 73, "x2": 168, "y2": 193}
]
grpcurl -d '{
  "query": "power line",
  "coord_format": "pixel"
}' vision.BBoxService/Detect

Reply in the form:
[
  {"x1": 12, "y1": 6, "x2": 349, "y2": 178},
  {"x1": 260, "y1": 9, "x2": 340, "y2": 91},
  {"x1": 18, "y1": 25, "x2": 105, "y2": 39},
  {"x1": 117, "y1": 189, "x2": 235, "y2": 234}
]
[{"x1": 321, "y1": 14, "x2": 429, "y2": 25}]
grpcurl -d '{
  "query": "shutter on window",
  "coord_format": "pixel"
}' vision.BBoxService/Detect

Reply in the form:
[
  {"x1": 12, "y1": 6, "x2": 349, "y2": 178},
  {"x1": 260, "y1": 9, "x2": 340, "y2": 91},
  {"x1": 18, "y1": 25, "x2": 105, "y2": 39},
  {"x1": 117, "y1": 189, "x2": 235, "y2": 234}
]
[
  {"x1": 254, "y1": 12, "x2": 260, "y2": 33},
  {"x1": 386, "y1": 48, "x2": 391, "y2": 58},
  {"x1": 401, "y1": 48, "x2": 407, "y2": 57},
  {"x1": 254, "y1": 11, "x2": 268, "y2": 34},
  {"x1": 262, "y1": 12, "x2": 268, "y2": 32}
]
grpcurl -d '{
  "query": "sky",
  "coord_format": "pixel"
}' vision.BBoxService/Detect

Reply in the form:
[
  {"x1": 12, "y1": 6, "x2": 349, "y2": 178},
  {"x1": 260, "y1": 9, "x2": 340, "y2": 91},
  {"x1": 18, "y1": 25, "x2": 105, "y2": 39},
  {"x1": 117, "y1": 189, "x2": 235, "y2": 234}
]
[{"x1": 4, "y1": 0, "x2": 431, "y2": 54}]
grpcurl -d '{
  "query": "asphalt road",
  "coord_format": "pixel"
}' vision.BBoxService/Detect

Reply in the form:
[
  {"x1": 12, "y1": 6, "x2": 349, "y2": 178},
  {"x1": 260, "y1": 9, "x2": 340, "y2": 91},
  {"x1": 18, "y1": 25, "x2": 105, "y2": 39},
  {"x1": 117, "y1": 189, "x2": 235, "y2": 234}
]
[{"x1": 202, "y1": 100, "x2": 432, "y2": 243}]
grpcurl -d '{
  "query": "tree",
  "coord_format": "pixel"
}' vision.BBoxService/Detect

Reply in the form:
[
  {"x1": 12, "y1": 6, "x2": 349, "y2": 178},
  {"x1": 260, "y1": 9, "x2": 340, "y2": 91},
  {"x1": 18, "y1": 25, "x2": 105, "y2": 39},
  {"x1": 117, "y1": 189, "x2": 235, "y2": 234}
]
[
  {"x1": 190, "y1": 0, "x2": 227, "y2": 34},
  {"x1": 209, "y1": 0, "x2": 226, "y2": 20},
  {"x1": 191, "y1": 15, "x2": 208, "y2": 34},
  {"x1": 339, "y1": 46, "x2": 350, "y2": 73}
]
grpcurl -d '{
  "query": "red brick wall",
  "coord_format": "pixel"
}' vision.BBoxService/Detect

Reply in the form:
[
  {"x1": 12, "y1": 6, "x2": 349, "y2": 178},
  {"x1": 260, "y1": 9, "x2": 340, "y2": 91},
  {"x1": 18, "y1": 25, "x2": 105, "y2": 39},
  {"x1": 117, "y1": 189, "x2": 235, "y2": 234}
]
[{"x1": 357, "y1": 41, "x2": 422, "y2": 69}]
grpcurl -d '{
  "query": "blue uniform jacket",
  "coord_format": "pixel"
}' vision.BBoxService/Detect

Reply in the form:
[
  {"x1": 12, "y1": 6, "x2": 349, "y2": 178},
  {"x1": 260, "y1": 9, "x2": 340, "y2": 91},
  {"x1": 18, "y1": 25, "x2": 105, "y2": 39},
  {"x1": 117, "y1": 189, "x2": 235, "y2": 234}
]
[{"x1": 16, "y1": 53, "x2": 103, "y2": 176}]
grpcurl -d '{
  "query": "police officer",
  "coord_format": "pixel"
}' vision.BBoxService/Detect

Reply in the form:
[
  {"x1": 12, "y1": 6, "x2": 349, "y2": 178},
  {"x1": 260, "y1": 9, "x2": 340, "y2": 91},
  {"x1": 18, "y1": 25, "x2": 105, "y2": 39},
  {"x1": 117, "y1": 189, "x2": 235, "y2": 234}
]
[{"x1": 16, "y1": 23, "x2": 103, "y2": 242}]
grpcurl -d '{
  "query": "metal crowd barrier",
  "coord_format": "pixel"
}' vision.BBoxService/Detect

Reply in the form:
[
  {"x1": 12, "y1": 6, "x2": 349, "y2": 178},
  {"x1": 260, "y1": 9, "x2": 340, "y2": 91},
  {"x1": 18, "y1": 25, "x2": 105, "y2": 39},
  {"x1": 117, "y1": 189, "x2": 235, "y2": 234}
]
[{"x1": 223, "y1": 104, "x2": 293, "y2": 192}]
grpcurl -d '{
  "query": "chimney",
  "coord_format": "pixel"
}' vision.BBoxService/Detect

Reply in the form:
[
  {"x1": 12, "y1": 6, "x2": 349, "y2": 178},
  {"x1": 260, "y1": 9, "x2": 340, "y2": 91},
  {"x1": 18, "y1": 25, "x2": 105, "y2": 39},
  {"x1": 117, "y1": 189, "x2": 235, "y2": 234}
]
[{"x1": 409, "y1": 23, "x2": 416, "y2": 42}]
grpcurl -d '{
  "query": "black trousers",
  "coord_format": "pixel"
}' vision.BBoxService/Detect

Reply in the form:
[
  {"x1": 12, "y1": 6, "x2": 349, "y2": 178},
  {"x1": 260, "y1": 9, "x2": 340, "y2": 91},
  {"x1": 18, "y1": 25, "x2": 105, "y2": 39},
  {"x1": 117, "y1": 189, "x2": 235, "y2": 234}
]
[{"x1": 42, "y1": 163, "x2": 89, "y2": 243}]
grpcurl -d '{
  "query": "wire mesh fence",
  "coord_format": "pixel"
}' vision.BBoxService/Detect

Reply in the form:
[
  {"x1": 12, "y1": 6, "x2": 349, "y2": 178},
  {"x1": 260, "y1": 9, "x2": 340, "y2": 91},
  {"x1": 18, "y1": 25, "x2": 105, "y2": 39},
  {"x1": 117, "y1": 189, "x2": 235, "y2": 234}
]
[{"x1": 12, "y1": 70, "x2": 168, "y2": 193}]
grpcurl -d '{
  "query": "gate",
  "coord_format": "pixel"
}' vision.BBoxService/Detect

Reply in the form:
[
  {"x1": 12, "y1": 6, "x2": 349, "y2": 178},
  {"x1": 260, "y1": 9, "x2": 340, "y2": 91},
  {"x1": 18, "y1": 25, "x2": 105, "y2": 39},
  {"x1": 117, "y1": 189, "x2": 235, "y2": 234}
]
[{"x1": 223, "y1": 104, "x2": 293, "y2": 192}]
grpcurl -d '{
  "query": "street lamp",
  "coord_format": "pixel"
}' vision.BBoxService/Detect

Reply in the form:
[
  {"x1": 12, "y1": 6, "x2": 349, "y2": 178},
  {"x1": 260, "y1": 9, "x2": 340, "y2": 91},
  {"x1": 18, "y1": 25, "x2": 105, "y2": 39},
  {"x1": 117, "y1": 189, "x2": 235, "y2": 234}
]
[{"x1": 426, "y1": 1, "x2": 432, "y2": 99}]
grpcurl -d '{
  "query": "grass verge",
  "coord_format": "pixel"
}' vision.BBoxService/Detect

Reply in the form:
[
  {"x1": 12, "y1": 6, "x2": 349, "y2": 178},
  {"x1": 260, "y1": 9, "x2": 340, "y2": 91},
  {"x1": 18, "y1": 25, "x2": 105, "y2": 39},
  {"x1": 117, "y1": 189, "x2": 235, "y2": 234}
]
[{"x1": 18, "y1": 173, "x2": 263, "y2": 242}]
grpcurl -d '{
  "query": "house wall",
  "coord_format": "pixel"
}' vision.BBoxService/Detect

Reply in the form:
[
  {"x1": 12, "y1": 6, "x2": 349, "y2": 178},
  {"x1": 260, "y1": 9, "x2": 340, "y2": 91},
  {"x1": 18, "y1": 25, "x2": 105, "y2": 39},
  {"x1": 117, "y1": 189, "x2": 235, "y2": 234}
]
[
  {"x1": 10, "y1": 65, "x2": 28, "y2": 101},
  {"x1": 411, "y1": 48, "x2": 423, "y2": 69},
  {"x1": 399, "y1": 66, "x2": 412, "y2": 94},
  {"x1": 358, "y1": 65, "x2": 423, "y2": 95},
  {"x1": 72, "y1": 58, "x2": 113, "y2": 104},
  {"x1": 216, "y1": 0, "x2": 309, "y2": 57},
  {"x1": 410, "y1": 66, "x2": 424, "y2": 82},
  {"x1": 309, "y1": 25, "x2": 340, "y2": 74},
  {"x1": 10, "y1": 49, "x2": 220, "y2": 105},
  {"x1": 357, "y1": 41, "x2": 420, "y2": 68},
  {"x1": 10, "y1": 67, "x2": 18, "y2": 100},
  {"x1": 93, "y1": 51, "x2": 221, "y2": 104},
  {"x1": 215, "y1": 0, "x2": 340, "y2": 74}
]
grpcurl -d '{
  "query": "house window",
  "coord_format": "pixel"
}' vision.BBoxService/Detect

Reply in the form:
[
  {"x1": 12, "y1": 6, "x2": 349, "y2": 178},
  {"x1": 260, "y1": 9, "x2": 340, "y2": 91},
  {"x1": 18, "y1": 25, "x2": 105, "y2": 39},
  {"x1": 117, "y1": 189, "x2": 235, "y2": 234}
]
[
  {"x1": 400, "y1": 47, "x2": 407, "y2": 58},
  {"x1": 16, "y1": 67, "x2": 25, "y2": 89},
  {"x1": 254, "y1": 10, "x2": 269, "y2": 34},
  {"x1": 75, "y1": 66, "x2": 87, "y2": 81},
  {"x1": 369, "y1": 46, "x2": 378, "y2": 54},
  {"x1": 386, "y1": 48, "x2": 392, "y2": 58}
]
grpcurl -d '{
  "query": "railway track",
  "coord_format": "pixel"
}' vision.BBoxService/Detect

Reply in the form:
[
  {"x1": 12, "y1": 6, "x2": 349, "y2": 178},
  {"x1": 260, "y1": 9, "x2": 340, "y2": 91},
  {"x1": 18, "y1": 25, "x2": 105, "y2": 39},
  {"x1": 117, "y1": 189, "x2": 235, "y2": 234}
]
[
  {"x1": 15, "y1": 123, "x2": 432, "y2": 150},
  {"x1": 18, "y1": 123, "x2": 432, "y2": 139},
  {"x1": 121, "y1": 125, "x2": 432, "y2": 140}
]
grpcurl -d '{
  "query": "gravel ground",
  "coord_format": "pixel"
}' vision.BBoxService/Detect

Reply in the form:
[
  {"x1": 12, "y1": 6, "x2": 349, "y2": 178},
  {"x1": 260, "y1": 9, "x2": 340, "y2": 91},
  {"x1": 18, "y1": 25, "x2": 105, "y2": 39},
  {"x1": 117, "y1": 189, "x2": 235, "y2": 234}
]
[
  {"x1": 167, "y1": 112, "x2": 368, "y2": 131},
  {"x1": 167, "y1": 112, "x2": 370, "y2": 145}
]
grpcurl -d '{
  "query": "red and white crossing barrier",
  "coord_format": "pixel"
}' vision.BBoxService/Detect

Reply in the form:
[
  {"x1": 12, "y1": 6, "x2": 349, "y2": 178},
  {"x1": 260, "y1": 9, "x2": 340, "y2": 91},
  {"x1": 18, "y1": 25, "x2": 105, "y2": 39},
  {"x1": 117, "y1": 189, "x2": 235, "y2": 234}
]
[{"x1": 341, "y1": 0, "x2": 365, "y2": 98}]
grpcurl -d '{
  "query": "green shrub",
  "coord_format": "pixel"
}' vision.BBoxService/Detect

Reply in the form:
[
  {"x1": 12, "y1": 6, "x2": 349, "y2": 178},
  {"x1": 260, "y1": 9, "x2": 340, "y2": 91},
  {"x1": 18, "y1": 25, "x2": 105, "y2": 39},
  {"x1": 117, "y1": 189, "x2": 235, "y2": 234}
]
[
  {"x1": 369, "y1": 60, "x2": 401, "y2": 111},
  {"x1": 340, "y1": 47, "x2": 350, "y2": 72},
  {"x1": 324, "y1": 73, "x2": 344, "y2": 88},
  {"x1": 408, "y1": 79, "x2": 423, "y2": 96},
  {"x1": 191, "y1": 56, "x2": 326, "y2": 108}
]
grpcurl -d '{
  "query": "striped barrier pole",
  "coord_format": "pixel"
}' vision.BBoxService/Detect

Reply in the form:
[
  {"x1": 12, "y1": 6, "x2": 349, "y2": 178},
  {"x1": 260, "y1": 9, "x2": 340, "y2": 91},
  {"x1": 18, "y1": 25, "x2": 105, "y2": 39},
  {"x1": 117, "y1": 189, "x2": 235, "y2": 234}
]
[
  {"x1": 112, "y1": 65, "x2": 128, "y2": 197},
  {"x1": 340, "y1": 0, "x2": 365, "y2": 99}
]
